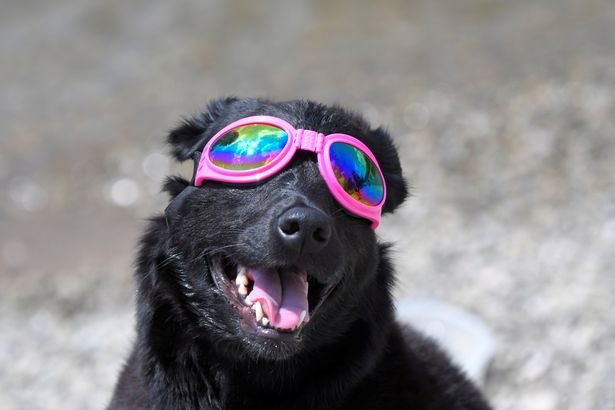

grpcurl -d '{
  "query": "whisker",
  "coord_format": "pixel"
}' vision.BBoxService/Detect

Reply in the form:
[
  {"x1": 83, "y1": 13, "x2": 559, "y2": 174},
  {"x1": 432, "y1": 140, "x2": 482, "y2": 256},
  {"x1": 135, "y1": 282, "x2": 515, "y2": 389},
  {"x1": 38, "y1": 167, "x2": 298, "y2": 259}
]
[
  {"x1": 156, "y1": 253, "x2": 179, "y2": 269},
  {"x1": 157, "y1": 242, "x2": 248, "y2": 269},
  {"x1": 201, "y1": 243, "x2": 247, "y2": 257}
]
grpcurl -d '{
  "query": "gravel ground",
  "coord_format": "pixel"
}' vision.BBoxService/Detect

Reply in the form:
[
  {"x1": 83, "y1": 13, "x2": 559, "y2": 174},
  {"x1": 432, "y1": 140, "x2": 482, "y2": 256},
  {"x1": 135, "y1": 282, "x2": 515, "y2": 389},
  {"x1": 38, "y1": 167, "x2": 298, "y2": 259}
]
[{"x1": 1, "y1": 1, "x2": 614, "y2": 409}]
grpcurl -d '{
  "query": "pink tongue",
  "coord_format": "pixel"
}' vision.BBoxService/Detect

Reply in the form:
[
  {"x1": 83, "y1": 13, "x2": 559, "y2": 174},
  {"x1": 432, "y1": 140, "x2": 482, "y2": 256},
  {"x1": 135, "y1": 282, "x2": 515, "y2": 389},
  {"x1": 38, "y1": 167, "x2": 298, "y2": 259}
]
[{"x1": 246, "y1": 269, "x2": 309, "y2": 330}]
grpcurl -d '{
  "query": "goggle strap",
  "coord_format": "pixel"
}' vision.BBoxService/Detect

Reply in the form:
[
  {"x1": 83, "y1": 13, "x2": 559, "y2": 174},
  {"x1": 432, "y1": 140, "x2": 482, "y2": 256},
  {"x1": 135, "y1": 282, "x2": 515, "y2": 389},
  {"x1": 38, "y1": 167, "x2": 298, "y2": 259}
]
[
  {"x1": 164, "y1": 185, "x2": 198, "y2": 228},
  {"x1": 190, "y1": 151, "x2": 202, "y2": 185},
  {"x1": 165, "y1": 151, "x2": 202, "y2": 228}
]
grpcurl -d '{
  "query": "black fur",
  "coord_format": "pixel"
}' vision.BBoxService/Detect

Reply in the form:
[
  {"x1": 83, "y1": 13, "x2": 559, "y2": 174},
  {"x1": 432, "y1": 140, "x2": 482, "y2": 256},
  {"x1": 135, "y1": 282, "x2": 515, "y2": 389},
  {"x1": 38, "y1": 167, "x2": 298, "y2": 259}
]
[{"x1": 108, "y1": 98, "x2": 492, "y2": 409}]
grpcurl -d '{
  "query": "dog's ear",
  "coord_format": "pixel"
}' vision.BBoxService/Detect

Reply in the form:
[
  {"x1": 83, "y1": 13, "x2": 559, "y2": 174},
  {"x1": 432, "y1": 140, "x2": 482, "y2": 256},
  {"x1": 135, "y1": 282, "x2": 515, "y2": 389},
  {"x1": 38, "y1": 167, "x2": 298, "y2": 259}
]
[
  {"x1": 368, "y1": 127, "x2": 409, "y2": 214},
  {"x1": 167, "y1": 97, "x2": 239, "y2": 161}
]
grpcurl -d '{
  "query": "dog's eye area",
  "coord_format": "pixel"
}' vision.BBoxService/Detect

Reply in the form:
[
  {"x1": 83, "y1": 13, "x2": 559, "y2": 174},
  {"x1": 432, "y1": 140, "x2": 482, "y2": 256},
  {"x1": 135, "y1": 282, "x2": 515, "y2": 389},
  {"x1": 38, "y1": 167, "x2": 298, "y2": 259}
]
[{"x1": 209, "y1": 124, "x2": 289, "y2": 171}]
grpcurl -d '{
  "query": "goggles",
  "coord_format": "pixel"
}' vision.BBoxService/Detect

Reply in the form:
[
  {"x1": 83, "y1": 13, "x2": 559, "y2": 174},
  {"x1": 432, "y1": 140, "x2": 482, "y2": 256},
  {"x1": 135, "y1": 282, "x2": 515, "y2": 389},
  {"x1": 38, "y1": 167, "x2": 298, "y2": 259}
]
[{"x1": 194, "y1": 116, "x2": 386, "y2": 229}]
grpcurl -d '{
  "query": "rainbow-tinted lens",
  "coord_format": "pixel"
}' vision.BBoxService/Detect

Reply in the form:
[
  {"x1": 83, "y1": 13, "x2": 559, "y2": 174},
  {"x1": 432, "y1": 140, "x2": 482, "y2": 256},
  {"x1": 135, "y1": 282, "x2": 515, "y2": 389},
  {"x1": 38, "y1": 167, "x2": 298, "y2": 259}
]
[
  {"x1": 329, "y1": 142, "x2": 384, "y2": 206},
  {"x1": 209, "y1": 124, "x2": 289, "y2": 171}
]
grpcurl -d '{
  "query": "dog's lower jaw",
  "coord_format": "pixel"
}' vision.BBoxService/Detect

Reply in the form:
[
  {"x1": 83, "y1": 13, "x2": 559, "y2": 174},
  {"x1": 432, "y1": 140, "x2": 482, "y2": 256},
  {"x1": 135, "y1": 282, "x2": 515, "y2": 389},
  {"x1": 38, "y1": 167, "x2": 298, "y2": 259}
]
[{"x1": 115, "y1": 249, "x2": 395, "y2": 409}]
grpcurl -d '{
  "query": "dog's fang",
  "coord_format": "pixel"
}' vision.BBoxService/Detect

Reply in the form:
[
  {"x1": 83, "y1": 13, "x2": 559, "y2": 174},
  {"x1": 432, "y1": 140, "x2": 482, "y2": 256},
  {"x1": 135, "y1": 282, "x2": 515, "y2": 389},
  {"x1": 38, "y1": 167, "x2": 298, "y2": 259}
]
[
  {"x1": 238, "y1": 284, "x2": 248, "y2": 296},
  {"x1": 253, "y1": 301, "x2": 264, "y2": 322},
  {"x1": 235, "y1": 268, "x2": 249, "y2": 286},
  {"x1": 261, "y1": 317, "x2": 270, "y2": 326}
]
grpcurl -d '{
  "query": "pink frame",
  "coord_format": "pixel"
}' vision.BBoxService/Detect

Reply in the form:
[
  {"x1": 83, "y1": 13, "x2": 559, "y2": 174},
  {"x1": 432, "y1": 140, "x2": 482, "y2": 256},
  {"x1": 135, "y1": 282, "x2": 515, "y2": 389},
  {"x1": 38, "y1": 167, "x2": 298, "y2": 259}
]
[{"x1": 194, "y1": 116, "x2": 386, "y2": 229}]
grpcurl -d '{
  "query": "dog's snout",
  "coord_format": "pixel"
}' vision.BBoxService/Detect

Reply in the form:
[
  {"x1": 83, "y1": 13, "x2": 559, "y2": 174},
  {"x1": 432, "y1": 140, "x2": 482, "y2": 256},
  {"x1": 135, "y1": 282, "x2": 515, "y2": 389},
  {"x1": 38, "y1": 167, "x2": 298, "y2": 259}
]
[{"x1": 277, "y1": 206, "x2": 332, "y2": 254}]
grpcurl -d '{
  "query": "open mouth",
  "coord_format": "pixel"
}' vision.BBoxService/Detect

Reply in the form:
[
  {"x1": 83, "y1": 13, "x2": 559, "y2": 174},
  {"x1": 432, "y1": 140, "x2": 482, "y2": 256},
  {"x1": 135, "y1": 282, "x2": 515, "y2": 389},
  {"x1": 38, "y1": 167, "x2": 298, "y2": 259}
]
[{"x1": 208, "y1": 254, "x2": 335, "y2": 338}]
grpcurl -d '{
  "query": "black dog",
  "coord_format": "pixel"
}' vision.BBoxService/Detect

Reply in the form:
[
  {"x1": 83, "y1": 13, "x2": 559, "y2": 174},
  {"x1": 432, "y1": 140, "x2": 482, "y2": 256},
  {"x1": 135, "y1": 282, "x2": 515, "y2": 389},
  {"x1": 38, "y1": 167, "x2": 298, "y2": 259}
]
[{"x1": 108, "y1": 98, "x2": 492, "y2": 409}]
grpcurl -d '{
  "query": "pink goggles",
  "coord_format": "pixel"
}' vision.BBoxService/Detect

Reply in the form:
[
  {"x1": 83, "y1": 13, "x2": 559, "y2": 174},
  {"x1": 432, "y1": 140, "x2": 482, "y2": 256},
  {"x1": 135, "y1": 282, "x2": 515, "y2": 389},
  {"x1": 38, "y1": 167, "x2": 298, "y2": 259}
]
[{"x1": 194, "y1": 116, "x2": 386, "y2": 229}]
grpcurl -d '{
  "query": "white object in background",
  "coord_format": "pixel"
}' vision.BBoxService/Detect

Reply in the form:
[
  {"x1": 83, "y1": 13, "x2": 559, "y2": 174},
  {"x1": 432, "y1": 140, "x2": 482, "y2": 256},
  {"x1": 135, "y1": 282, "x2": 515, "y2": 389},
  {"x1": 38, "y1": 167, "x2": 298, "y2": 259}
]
[{"x1": 395, "y1": 297, "x2": 496, "y2": 384}]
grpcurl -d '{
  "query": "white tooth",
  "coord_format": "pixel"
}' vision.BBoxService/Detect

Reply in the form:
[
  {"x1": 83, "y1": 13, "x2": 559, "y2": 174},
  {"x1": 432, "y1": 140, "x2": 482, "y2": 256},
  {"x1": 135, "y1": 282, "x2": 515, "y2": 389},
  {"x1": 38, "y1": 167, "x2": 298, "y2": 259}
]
[
  {"x1": 235, "y1": 268, "x2": 249, "y2": 286},
  {"x1": 238, "y1": 284, "x2": 248, "y2": 296},
  {"x1": 244, "y1": 296, "x2": 253, "y2": 306},
  {"x1": 299, "y1": 310, "x2": 307, "y2": 325},
  {"x1": 261, "y1": 317, "x2": 270, "y2": 326},
  {"x1": 253, "y1": 301, "x2": 264, "y2": 322}
]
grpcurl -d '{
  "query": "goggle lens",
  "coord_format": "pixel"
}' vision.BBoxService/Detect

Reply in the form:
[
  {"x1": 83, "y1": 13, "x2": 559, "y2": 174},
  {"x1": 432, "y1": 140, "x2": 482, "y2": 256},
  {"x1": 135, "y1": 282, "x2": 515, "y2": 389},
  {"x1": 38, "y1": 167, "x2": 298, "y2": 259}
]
[
  {"x1": 209, "y1": 124, "x2": 289, "y2": 170},
  {"x1": 329, "y1": 142, "x2": 384, "y2": 206}
]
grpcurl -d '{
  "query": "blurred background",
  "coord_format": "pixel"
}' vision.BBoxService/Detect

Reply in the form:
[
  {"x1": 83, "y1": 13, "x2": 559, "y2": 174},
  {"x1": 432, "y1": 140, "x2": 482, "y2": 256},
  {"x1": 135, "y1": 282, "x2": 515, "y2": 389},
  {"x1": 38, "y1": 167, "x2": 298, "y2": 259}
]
[{"x1": 1, "y1": 0, "x2": 614, "y2": 409}]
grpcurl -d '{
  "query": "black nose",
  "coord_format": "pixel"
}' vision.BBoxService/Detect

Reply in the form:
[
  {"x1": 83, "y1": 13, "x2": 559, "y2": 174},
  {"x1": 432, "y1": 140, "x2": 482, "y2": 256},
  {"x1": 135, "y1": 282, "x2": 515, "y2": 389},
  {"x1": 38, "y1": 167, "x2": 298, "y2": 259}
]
[{"x1": 277, "y1": 206, "x2": 332, "y2": 254}]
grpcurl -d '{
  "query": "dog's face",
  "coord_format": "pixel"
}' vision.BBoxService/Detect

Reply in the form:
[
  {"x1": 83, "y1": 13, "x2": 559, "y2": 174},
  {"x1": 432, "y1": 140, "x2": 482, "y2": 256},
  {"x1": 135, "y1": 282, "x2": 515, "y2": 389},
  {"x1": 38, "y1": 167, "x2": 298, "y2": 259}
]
[{"x1": 158, "y1": 98, "x2": 407, "y2": 361}]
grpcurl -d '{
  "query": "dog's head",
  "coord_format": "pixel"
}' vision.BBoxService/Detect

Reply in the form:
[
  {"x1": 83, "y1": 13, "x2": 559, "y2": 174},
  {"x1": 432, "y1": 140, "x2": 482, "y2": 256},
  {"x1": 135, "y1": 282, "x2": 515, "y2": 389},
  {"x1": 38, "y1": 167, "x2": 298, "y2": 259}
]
[{"x1": 150, "y1": 98, "x2": 407, "y2": 361}]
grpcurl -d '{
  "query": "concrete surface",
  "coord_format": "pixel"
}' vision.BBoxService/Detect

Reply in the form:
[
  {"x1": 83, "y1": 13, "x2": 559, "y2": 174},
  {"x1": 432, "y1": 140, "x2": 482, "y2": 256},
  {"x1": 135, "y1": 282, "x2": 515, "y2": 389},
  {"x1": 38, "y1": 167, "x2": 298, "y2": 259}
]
[{"x1": 1, "y1": 1, "x2": 614, "y2": 409}]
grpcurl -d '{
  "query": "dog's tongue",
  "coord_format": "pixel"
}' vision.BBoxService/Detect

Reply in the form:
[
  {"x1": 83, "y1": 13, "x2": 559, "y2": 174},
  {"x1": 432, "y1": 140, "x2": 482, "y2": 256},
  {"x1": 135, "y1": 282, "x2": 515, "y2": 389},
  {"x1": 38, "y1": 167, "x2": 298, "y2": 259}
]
[{"x1": 246, "y1": 269, "x2": 309, "y2": 329}]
